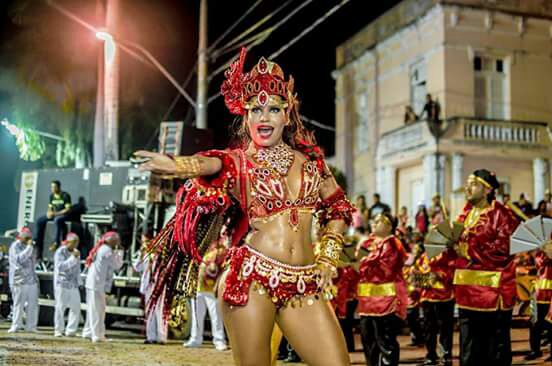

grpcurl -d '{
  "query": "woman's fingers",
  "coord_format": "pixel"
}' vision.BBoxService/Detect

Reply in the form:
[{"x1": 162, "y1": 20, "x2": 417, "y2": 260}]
[
  {"x1": 134, "y1": 150, "x2": 160, "y2": 158},
  {"x1": 139, "y1": 161, "x2": 158, "y2": 172}
]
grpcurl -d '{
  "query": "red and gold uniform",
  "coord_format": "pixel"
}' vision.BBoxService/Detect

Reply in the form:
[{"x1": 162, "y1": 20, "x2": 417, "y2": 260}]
[
  {"x1": 528, "y1": 250, "x2": 552, "y2": 357},
  {"x1": 357, "y1": 233, "x2": 408, "y2": 366},
  {"x1": 332, "y1": 265, "x2": 359, "y2": 319},
  {"x1": 421, "y1": 249, "x2": 456, "y2": 303},
  {"x1": 454, "y1": 200, "x2": 519, "y2": 311},
  {"x1": 331, "y1": 263, "x2": 359, "y2": 352},
  {"x1": 535, "y1": 250, "x2": 552, "y2": 304},
  {"x1": 420, "y1": 248, "x2": 456, "y2": 364},
  {"x1": 454, "y1": 197, "x2": 519, "y2": 366},
  {"x1": 357, "y1": 234, "x2": 408, "y2": 318}
]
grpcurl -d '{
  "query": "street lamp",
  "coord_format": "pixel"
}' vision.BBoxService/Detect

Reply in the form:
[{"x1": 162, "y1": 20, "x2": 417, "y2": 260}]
[
  {"x1": 96, "y1": 31, "x2": 116, "y2": 64},
  {"x1": 95, "y1": 31, "x2": 196, "y2": 108}
]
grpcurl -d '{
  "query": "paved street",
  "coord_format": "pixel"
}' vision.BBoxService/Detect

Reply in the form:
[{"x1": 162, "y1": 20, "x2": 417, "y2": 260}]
[{"x1": 0, "y1": 320, "x2": 546, "y2": 365}]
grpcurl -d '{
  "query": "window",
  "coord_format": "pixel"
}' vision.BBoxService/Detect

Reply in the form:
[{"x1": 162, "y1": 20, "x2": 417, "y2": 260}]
[
  {"x1": 410, "y1": 60, "x2": 427, "y2": 117},
  {"x1": 474, "y1": 55, "x2": 507, "y2": 119}
]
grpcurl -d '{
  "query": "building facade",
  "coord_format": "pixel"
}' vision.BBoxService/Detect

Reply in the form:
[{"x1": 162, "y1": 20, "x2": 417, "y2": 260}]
[{"x1": 334, "y1": 0, "x2": 552, "y2": 218}]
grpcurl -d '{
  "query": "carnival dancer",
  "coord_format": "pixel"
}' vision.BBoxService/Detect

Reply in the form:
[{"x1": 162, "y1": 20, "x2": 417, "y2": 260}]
[
  {"x1": 525, "y1": 249, "x2": 552, "y2": 360},
  {"x1": 453, "y1": 169, "x2": 519, "y2": 366},
  {"x1": 133, "y1": 235, "x2": 167, "y2": 344},
  {"x1": 135, "y1": 48, "x2": 355, "y2": 366},
  {"x1": 8, "y1": 227, "x2": 39, "y2": 333},
  {"x1": 357, "y1": 213, "x2": 408, "y2": 366},
  {"x1": 183, "y1": 232, "x2": 228, "y2": 350},
  {"x1": 82, "y1": 231, "x2": 123, "y2": 342},
  {"x1": 53, "y1": 232, "x2": 82, "y2": 337},
  {"x1": 419, "y1": 247, "x2": 456, "y2": 366}
]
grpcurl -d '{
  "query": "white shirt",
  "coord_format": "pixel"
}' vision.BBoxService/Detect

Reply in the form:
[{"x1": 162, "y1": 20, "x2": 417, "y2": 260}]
[
  {"x1": 132, "y1": 250, "x2": 151, "y2": 295},
  {"x1": 54, "y1": 246, "x2": 81, "y2": 289},
  {"x1": 85, "y1": 245, "x2": 123, "y2": 293},
  {"x1": 8, "y1": 240, "x2": 37, "y2": 288}
]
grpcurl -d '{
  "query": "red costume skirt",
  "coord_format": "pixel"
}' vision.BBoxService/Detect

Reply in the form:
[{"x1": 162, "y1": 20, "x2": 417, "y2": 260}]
[{"x1": 223, "y1": 245, "x2": 323, "y2": 308}]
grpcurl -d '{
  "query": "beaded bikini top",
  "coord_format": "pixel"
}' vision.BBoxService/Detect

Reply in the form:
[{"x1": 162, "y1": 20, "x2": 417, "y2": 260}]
[{"x1": 246, "y1": 157, "x2": 322, "y2": 230}]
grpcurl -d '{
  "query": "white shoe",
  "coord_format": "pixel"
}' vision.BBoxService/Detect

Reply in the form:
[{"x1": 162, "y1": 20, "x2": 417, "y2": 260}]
[
  {"x1": 183, "y1": 340, "x2": 202, "y2": 348},
  {"x1": 214, "y1": 342, "x2": 228, "y2": 351},
  {"x1": 54, "y1": 332, "x2": 63, "y2": 337},
  {"x1": 92, "y1": 337, "x2": 108, "y2": 343},
  {"x1": 7, "y1": 327, "x2": 18, "y2": 334},
  {"x1": 65, "y1": 332, "x2": 77, "y2": 337},
  {"x1": 81, "y1": 332, "x2": 91, "y2": 339}
]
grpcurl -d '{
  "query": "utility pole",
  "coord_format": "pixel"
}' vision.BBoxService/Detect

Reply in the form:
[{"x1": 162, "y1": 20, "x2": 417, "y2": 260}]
[
  {"x1": 104, "y1": 0, "x2": 121, "y2": 161},
  {"x1": 196, "y1": 0, "x2": 208, "y2": 129},
  {"x1": 93, "y1": 0, "x2": 105, "y2": 167}
]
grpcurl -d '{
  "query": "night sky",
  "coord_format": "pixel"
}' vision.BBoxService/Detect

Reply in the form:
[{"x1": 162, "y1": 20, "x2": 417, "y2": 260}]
[{"x1": 0, "y1": 0, "x2": 401, "y2": 232}]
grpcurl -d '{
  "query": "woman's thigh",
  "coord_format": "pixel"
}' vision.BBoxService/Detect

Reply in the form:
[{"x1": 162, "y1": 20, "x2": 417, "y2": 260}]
[
  {"x1": 277, "y1": 298, "x2": 350, "y2": 366},
  {"x1": 218, "y1": 280, "x2": 277, "y2": 366}
]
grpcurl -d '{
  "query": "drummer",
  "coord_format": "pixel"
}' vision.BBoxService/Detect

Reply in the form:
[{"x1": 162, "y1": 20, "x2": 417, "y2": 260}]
[{"x1": 452, "y1": 169, "x2": 519, "y2": 366}]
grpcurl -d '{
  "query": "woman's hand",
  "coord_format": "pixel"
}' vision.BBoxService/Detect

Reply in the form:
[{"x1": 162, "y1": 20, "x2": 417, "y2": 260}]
[{"x1": 134, "y1": 150, "x2": 176, "y2": 175}]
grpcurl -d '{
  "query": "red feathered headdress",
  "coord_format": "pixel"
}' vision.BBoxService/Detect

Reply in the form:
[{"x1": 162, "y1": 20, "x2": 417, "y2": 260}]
[{"x1": 221, "y1": 48, "x2": 295, "y2": 115}]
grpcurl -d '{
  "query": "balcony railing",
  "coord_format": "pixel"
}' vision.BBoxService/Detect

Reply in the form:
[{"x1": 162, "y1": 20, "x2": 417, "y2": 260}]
[
  {"x1": 376, "y1": 117, "x2": 551, "y2": 159},
  {"x1": 453, "y1": 117, "x2": 548, "y2": 145},
  {"x1": 377, "y1": 120, "x2": 434, "y2": 159}
]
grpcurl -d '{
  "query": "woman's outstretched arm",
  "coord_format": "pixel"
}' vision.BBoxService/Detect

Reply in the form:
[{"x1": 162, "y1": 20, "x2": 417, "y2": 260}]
[{"x1": 134, "y1": 150, "x2": 222, "y2": 178}]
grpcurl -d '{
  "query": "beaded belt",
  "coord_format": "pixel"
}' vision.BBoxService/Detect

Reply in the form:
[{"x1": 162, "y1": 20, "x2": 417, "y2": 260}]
[{"x1": 222, "y1": 245, "x2": 325, "y2": 308}]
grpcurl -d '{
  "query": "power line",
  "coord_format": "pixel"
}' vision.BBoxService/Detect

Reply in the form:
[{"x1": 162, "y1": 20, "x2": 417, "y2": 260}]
[
  {"x1": 161, "y1": 60, "x2": 197, "y2": 121},
  {"x1": 300, "y1": 115, "x2": 336, "y2": 132},
  {"x1": 208, "y1": 0, "x2": 315, "y2": 81},
  {"x1": 269, "y1": 0, "x2": 352, "y2": 60},
  {"x1": 208, "y1": 0, "x2": 266, "y2": 52},
  {"x1": 163, "y1": 0, "x2": 277, "y2": 121},
  {"x1": 205, "y1": 0, "x2": 351, "y2": 135},
  {"x1": 210, "y1": 0, "x2": 297, "y2": 59}
]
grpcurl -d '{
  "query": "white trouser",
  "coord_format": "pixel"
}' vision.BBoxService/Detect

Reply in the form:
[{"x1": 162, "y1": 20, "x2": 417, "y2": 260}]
[
  {"x1": 82, "y1": 289, "x2": 106, "y2": 341},
  {"x1": 11, "y1": 283, "x2": 39, "y2": 331},
  {"x1": 189, "y1": 292, "x2": 226, "y2": 345},
  {"x1": 145, "y1": 288, "x2": 167, "y2": 343},
  {"x1": 54, "y1": 286, "x2": 81, "y2": 335}
]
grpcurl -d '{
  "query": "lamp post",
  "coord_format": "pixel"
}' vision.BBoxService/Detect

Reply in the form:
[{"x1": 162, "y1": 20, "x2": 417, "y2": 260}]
[{"x1": 95, "y1": 32, "x2": 196, "y2": 113}]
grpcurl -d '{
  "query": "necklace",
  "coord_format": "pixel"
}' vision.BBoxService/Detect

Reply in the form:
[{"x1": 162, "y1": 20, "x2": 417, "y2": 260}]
[
  {"x1": 254, "y1": 142, "x2": 295, "y2": 176},
  {"x1": 464, "y1": 206, "x2": 487, "y2": 229}
]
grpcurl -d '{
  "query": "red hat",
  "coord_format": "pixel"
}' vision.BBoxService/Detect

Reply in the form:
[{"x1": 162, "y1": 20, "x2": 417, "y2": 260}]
[
  {"x1": 221, "y1": 48, "x2": 295, "y2": 116},
  {"x1": 85, "y1": 231, "x2": 121, "y2": 267},
  {"x1": 16, "y1": 227, "x2": 32, "y2": 240},
  {"x1": 62, "y1": 232, "x2": 80, "y2": 245},
  {"x1": 100, "y1": 231, "x2": 120, "y2": 246}
]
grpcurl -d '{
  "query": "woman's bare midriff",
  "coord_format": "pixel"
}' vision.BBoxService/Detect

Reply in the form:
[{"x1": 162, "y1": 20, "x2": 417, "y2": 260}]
[{"x1": 246, "y1": 211, "x2": 315, "y2": 266}]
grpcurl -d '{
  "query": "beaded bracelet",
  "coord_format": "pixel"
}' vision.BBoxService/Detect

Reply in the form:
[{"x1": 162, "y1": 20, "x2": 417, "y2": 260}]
[
  {"x1": 316, "y1": 231, "x2": 345, "y2": 269},
  {"x1": 174, "y1": 156, "x2": 201, "y2": 178}
]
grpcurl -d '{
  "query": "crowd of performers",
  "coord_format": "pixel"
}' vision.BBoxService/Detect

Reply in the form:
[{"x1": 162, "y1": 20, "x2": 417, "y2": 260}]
[
  {"x1": 332, "y1": 171, "x2": 552, "y2": 366},
  {"x1": 5, "y1": 48, "x2": 552, "y2": 366},
  {"x1": 7, "y1": 229, "x2": 123, "y2": 342}
]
